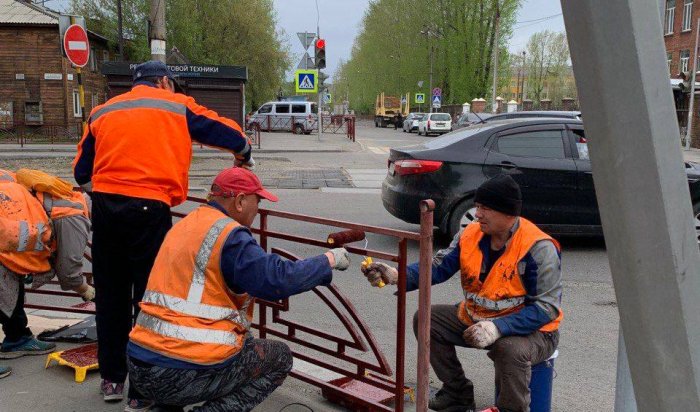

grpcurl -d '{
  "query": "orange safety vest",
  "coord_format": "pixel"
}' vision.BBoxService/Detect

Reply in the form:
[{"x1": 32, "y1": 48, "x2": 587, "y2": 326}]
[
  {"x1": 129, "y1": 205, "x2": 254, "y2": 365},
  {"x1": 0, "y1": 182, "x2": 52, "y2": 275},
  {"x1": 74, "y1": 85, "x2": 246, "y2": 207},
  {"x1": 35, "y1": 191, "x2": 89, "y2": 220},
  {"x1": 458, "y1": 218, "x2": 563, "y2": 332}
]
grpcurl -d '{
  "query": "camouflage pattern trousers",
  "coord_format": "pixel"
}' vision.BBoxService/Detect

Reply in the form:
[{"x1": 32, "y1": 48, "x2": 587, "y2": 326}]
[{"x1": 127, "y1": 337, "x2": 293, "y2": 412}]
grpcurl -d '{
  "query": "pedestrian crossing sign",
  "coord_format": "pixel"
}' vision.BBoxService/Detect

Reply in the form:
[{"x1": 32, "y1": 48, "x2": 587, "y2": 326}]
[
  {"x1": 295, "y1": 69, "x2": 318, "y2": 93},
  {"x1": 415, "y1": 93, "x2": 425, "y2": 104}
]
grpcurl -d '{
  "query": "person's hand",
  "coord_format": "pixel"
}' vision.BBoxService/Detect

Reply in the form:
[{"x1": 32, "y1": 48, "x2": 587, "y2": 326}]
[
  {"x1": 76, "y1": 284, "x2": 95, "y2": 302},
  {"x1": 462, "y1": 321, "x2": 501, "y2": 348},
  {"x1": 326, "y1": 248, "x2": 350, "y2": 270},
  {"x1": 361, "y1": 262, "x2": 398, "y2": 287},
  {"x1": 234, "y1": 156, "x2": 255, "y2": 170}
]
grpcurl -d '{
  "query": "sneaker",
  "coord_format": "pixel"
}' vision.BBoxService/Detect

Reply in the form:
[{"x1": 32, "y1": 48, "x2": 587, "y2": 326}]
[
  {"x1": 124, "y1": 398, "x2": 155, "y2": 412},
  {"x1": 0, "y1": 365, "x2": 11, "y2": 379},
  {"x1": 0, "y1": 336, "x2": 56, "y2": 359},
  {"x1": 428, "y1": 388, "x2": 476, "y2": 412},
  {"x1": 101, "y1": 379, "x2": 125, "y2": 402}
]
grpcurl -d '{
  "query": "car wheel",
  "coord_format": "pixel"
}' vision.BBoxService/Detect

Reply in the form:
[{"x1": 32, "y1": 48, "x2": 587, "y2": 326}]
[
  {"x1": 294, "y1": 124, "x2": 304, "y2": 135},
  {"x1": 694, "y1": 201, "x2": 700, "y2": 244},
  {"x1": 446, "y1": 198, "x2": 478, "y2": 240}
]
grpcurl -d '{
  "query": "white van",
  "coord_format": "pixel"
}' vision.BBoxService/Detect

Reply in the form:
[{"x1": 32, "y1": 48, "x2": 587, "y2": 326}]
[{"x1": 247, "y1": 101, "x2": 318, "y2": 134}]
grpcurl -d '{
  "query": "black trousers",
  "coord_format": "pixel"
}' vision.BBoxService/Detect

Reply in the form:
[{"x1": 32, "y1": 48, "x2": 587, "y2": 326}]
[
  {"x1": 0, "y1": 283, "x2": 31, "y2": 343},
  {"x1": 91, "y1": 192, "x2": 172, "y2": 396}
]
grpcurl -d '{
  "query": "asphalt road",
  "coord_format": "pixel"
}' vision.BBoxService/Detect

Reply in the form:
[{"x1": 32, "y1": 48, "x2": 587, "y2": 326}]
[{"x1": 1, "y1": 123, "x2": 617, "y2": 411}]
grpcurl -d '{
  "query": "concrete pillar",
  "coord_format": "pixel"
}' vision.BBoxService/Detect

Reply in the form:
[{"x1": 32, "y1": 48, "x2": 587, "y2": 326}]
[
  {"x1": 471, "y1": 98, "x2": 487, "y2": 113},
  {"x1": 540, "y1": 99, "x2": 552, "y2": 110},
  {"x1": 496, "y1": 96, "x2": 504, "y2": 113},
  {"x1": 562, "y1": 0, "x2": 700, "y2": 410},
  {"x1": 462, "y1": 102, "x2": 471, "y2": 113},
  {"x1": 507, "y1": 100, "x2": 518, "y2": 113},
  {"x1": 561, "y1": 97, "x2": 576, "y2": 111},
  {"x1": 522, "y1": 99, "x2": 533, "y2": 111},
  {"x1": 615, "y1": 329, "x2": 638, "y2": 411}
]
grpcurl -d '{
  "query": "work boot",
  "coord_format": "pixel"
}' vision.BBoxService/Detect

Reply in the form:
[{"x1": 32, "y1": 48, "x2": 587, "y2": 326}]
[
  {"x1": 428, "y1": 388, "x2": 476, "y2": 412},
  {"x1": 0, "y1": 365, "x2": 11, "y2": 379},
  {"x1": 0, "y1": 336, "x2": 56, "y2": 359}
]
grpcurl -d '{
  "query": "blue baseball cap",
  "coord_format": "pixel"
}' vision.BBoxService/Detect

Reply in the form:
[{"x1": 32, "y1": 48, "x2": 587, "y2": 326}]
[{"x1": 133, "y1": 61, "x2": 175, "y2": 82}]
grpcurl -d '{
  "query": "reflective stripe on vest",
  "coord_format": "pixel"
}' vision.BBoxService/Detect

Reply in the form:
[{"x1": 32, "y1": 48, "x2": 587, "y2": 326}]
[
  {"x1": 91, "y1": 98, "x2": 186, "y2": 123},
  {"x1": 464, "y1": 291, "x2": 525, "y2": 312},
  {"x1": 34, "y1": 223, "x2": 45, "y2": 251},
  {"x1": 142, "y1": 290, "x2": 237, "y2": 321},
  {"x1": 188, "y1": 218, "x2": 230, "y2": 302},
  {"x1": 41, "y1": 195, "x2": 85, "y2": 218},
  {"x1": 0, "y1": 171, "x2": 14, "y2": 182},
  {"x1": 137, "y1": 312, "x2": 239, "y2": 346},
  {"x1": 17, "y1": 221, "x2": 29, "y2": 252}
]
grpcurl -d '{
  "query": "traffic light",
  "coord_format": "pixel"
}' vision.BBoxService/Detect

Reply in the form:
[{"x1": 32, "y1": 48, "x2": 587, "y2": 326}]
[{"x1": 315, "y1": 38, "x2": 326, "y2": 69}]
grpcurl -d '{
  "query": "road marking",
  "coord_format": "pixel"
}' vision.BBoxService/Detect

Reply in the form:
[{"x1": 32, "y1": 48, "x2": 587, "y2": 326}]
[
  {"x1": 368, "y1": 146, "x2": 389, "y2": 154},
  {"x1": 344, "y1": 169, "x2": 386, "y2": 189}
]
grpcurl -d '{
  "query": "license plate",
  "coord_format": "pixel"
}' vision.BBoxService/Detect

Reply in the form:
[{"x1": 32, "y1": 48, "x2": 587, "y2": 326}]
[
  {"x1": 436, "y1": 122, "x2": 445, "y2": 127},
  {"x1": 389, "y1": 163, "x2": 395, "y2": 176}
]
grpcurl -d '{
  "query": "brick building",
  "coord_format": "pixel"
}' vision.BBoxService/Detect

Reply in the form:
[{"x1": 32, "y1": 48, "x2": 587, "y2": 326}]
[
  {"x1": 663, "y1": 0, "x2": 700, "y2": 146},
  {"x1": 0, "y1": 0, "x2": 114, "y2": 136}
]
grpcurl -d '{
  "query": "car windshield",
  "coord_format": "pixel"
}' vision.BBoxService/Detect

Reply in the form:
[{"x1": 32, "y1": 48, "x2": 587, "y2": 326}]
[
  {"x1": 410, "y1": 113, "x2": 424, "y2": 119},
  {"x1": 421, "y1": 123, "x2": 500, "y2": 149},
  {"x1": 431, "y1": 114, "x2": 452, "y2": 121}
]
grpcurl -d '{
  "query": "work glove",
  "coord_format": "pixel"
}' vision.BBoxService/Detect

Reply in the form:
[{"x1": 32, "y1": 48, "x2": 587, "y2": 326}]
[
  {"x1": 16, "y1": 169, "x2": 74, "y2": 199},
  {"x1": 361, "y1": 262, "x2": 399, "y2": 287},
  {"x1": 327, "y1": 248, "x2": 350, "y2": 270},
  {"x1": 79, "y1": 285, "x2": 96, "y2": 302},
  {"x1": 462, "y1": 321, "x2": 501, "y2": 349}
]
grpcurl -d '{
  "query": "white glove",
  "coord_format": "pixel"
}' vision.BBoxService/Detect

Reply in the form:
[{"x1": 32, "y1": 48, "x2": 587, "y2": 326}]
[
  {"x1": 328, "y1": 248, "x2": 350, "y2": 270},
  {"x1": 463, "y1": 321, "x2": 501, "y2": 349},
  {"x1": 79, "y1": 285, "x2": 96, "y2": 302}
]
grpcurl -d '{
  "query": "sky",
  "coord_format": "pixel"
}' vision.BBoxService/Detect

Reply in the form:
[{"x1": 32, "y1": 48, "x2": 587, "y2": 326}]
[{"x1": 46, "y1": 0, "x2": 564, "y2": 79}]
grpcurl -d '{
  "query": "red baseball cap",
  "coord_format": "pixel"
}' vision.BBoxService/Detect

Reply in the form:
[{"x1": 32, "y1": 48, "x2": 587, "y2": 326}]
[{"x1": 211, "y1": 167, "x2": 278, "y2": 202}]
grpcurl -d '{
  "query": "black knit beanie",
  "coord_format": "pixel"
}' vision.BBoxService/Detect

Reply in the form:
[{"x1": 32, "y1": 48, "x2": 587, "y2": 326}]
[{"x1": 474, "y1": 175, "x2": 522, "y2": 216}]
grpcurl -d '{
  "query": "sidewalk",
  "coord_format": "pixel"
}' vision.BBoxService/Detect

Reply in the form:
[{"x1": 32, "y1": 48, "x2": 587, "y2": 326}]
[
  {"x1": 684, "y1": 148, "x2": 700, "y2": 163},
  {"x1": 0, "y1": 131, "x2": 361, "y2": 158}
]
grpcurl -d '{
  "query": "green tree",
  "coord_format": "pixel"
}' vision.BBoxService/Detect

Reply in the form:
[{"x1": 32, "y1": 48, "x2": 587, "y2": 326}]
[
  {"x1": 524, "y1": 30, "x2": 572, "y2": 105},
  {"x1": 70, "y1": 0, "x2": 290, "y2": 110}
]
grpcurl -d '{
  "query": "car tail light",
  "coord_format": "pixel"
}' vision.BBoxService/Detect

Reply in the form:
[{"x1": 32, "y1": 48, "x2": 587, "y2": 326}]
[
  {"x1": 427, "y1": 120, "x2": 431, "y2": 129},
  {"x1": 393, "y1": 159, "x2": 443, "y2": 176}
]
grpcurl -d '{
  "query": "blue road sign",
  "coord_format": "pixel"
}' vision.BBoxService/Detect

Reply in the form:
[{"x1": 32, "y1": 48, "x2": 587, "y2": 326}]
[
  {"x1": 432, "y1": 95, "x2": 442, "y2": 108},
  {"x1": 295, "y1": 69, "x2": 318, "y2": 93}
]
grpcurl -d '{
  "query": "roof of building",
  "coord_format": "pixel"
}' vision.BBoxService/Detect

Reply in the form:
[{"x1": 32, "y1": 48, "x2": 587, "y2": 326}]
[{"x1": 0, "y1": 0, "x2": 58, "y2": 25}]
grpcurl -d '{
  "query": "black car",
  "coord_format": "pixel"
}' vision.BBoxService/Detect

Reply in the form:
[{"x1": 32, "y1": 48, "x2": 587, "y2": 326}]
[
  {"x1": 453, "y1": 112, "x2": 494, "y2": 130},
  {"x1": 382, "y1": 118, "x2": 700, "y2": 239}
]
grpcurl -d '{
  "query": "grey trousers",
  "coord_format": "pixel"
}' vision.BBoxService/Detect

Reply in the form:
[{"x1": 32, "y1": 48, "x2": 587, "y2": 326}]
[
  {"x1": 128, "y1": 338, "x2": 293, "y2": 412},
  {"x1": 413, "y1": 304, "x2": 558, "y2": 412}
]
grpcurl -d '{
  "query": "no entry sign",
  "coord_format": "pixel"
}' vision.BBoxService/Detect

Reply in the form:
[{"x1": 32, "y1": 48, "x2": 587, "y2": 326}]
[{"x1": 63, "y1": 24, "x2": 90, "y2": 67}]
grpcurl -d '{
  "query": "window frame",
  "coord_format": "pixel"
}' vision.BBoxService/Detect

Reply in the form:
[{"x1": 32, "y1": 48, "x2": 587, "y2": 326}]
[
  {"x1": 681, "y1": 49, "x2": 691, "y2": 73},
  {"x1": 274, "y1": 104, "x2": 290, "y2": 114},
  {"x1": 291, "y1": 104, "x2": 307, "y2": 114},
  {"x1": 666, "y1": 0, "x2": 676, "y2": 35},
  {"x1": 487, "y1": 125, "x2": 572, "y2": 160},
  {"x1": 72, "y1": 89, "x2": 82, "y2": 118},
  {"x1": 258, "y1": 104, "x2": 272, "y2": 114},
  {"x1": 683, "y1": 0, "x2": 693, "y2": 32},
  {"x1": 24, "y1": 101, "x2": 43, "y2": 125}
]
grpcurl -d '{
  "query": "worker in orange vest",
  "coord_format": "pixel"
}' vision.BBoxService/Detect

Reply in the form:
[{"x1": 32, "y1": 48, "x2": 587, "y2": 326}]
[
  {"x1": 126, "y1": 167, "x2": 350, "y2": 412},
  {"x1": 362, "y1": 175, "x2": 562, "y2": 412},
  {"x1": 0, "y1": 169, "x2": 95, "y2": 379},
  {"x1": 72, "y1": 61, "x2": 254, "y2": 406}
]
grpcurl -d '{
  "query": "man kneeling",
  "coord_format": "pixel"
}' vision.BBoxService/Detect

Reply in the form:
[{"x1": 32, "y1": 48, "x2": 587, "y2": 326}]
[{"x1": 126, "y1": 167, "x2": 350, "y2": 412}]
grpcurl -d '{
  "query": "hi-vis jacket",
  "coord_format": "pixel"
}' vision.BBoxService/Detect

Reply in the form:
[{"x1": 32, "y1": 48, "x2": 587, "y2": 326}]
[
  {"x1": 35, "y1": 191, "x2": 89, "y2": 221},
  {"x1": 129, "y1": 205, "x2": 254, "y2": 365},
  {"x1": 73, "y1": 83, "x2": 251, "y2": 207},
  {"x1": 0, "y1": 175, "x2": 52, "y2": 275},
  {"x1": 458, "y1": 218, "x2": 562, "y2": 332}
]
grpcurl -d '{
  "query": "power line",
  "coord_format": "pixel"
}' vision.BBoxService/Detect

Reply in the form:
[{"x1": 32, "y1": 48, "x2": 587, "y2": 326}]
[{"x1": 515, "y1": 13, "x2": 563, "y2": 25}]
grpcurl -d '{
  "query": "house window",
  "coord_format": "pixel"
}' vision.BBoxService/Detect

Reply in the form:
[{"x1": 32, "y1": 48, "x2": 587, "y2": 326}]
[
  {"x1": 73, "y1": 90, "x2": 82, "y2": 117},
  {"x1": 90, "y1": 47, "x2": 97, "y2": 71},
  {"x1": 666, "y1": 0, "x2": 676, "y2": 35},
  {"x1": 669, "y1": 52, "x2": 673, "y2": 73},
  {"x1": 681, "y1": 50, "x2": 691, "y2": 73},
  {"x1": 683, "y1": 0, "x2": 693, "y2": 31},
  {"x1": 24, "y1": 101, "x2": 43, "y2": 125}
]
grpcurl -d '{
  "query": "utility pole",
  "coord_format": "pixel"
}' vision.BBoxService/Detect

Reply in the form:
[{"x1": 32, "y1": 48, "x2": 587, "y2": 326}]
[
  {"x1": 491, "y1": 1, "x2": 501, "y2": 113},
  {"x1": 685, "y1": 17, "x2": 700, "y2": 150},
  {"x1": 521, "y1": 51, "x2": 527, "y2": 104},
  {"x1": 429, "y1": 44, "x2": 434, "y2": 113},
  {"x1": 117, "y1": 0, "x2": 124, "y2": 61},
  {"x1": 149, "y1": 0, "x2": 166, "y2": 63}
]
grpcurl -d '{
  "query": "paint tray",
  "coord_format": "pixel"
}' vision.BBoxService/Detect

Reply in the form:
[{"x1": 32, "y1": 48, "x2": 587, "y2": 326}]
[{"x1": 45, "y1": 343, "x2": 98, "y2": 383}]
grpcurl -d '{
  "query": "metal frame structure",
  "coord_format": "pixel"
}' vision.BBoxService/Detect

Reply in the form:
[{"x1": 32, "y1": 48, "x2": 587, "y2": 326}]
[{"x1": 25, "y1": 196, "x2": 434, "y2": 411}]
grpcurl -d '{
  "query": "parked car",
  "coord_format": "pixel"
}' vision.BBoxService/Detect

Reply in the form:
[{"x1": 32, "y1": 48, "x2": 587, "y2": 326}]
[
  {"x1": 453, "y1": 112, "x2": 494, "y2": 130},
  {"x1": 417, "y1": 113, "x2": 453, "y2": 136},
  {"x1": 382, "y1": 118, "x2": 700, "y2": 239},
  {"x1": 402, "y1": 112, "x2": 426, "y2": 133},
  {"x1": 247, "y1": 101, "x2": 318, "y2": 134},
  {"x1": 484, "y1": 110, "x2": 582, "y2": 123}
]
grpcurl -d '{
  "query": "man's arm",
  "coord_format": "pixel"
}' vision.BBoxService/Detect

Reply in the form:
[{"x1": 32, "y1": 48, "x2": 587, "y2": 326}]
[
  {"x1": 220, "y1": 228, "x2": 333, "y2": 301},
  {"x1": 184, "y1": 98, "x2": 251, "y2": 163},
  {"x1": 72, "y1": 125, "x2": 95, "y2": 192},
  {"x1": 405, "y1": 239, "x2": 462, "y2": 292},
  {"x1": 492, "y1": 239, "x2": 562, "y2": 336}
]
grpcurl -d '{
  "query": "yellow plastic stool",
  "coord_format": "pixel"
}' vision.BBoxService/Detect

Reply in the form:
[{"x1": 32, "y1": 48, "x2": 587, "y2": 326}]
[{"x1": 45, "y1": 343, "x2": 98, "y2": 383}]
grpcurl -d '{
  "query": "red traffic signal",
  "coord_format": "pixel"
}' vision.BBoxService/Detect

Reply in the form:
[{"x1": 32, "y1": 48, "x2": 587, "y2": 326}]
[
  {"x1": 315, "y1": 38, "x2": 326, "y2": 49},
  {"x1": 315, "y1": 38, "x2": 326, "y2": 69}
]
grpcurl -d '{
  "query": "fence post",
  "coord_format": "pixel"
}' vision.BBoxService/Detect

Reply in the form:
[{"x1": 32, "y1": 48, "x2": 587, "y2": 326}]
[{"x1": 416, "y1": 199, "x2": 435, "y2": 412}]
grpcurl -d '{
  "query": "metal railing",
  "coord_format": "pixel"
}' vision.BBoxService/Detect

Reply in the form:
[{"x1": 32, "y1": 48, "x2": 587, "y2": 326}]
[{"x1": 0, "y1": 122, "x2": 83, "y2": 146}]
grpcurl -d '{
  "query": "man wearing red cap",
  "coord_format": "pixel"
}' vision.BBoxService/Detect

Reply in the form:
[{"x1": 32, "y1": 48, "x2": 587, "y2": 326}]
[{"x1": 126, "y1": 167, "x2": 350, "y2": 412}]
